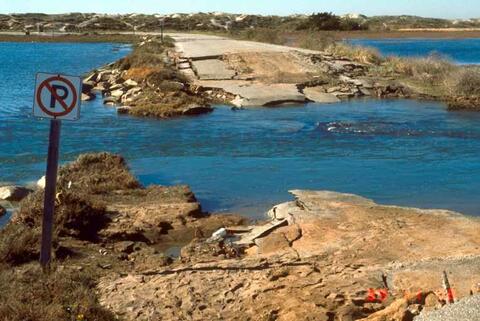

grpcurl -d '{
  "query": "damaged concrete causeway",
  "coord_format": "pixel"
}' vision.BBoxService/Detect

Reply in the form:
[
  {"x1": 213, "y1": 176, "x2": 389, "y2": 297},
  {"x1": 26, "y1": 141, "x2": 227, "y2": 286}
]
[
  {"x1": 98, "y1": 189, "x2": 480, "y2": 320},
  {"x1": 169, "y1": 33, "x2": 373, "y2": 107}
]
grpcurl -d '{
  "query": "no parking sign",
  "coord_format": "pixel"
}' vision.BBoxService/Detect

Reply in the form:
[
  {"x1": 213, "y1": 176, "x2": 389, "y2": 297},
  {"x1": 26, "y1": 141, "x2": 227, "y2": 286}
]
[
  {"x1": 33, "y1": 73, "x2": 82, "y2": 120},
  {"x1": 33, "y1": 72, "x2": 83, "y2": 269}
]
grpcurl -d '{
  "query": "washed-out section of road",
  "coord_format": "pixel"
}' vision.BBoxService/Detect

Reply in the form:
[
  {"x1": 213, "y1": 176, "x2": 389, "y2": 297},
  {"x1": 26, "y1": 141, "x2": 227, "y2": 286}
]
[{"x1": 169, "y1": 33, "x2": 404, "y2": 107}]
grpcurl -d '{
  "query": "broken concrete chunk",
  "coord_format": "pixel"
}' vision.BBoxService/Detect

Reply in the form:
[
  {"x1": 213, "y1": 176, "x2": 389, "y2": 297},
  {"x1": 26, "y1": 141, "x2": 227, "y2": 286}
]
[
  {"x1": 192, "y1": 59, "x2": 236, "y2": 80},
  {"x1": 304, "y1": 87, "x2": 341, "y2": 104},
  {"x1": 235, "y1": 219, "x2": 288, "y2": 245}
]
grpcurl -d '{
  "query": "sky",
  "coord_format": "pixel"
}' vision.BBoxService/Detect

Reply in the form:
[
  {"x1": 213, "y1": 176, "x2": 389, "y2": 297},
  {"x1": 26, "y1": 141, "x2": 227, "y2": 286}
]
[{"x1": 1, "y1": 0, "x2": 480, "y2": 19}]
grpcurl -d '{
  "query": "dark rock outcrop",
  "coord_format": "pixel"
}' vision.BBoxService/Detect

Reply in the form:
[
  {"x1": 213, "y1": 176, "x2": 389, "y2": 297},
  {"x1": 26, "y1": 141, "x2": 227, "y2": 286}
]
[{"x1": 0, "y1": 186, "x2": 32, "y2": 202}]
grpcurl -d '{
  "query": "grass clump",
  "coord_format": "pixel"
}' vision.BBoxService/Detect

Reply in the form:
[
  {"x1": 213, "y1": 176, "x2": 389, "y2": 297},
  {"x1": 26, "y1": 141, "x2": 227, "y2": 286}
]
[
  {"x1": 326, "y1": 43, "x2": 382, "y2": 64},
  {"x1": 382, "y1": 54, "x2": 454, "y2": 83},
  {"x1": 130, "y1": 89, "x2": 209, "y2": 118},
  {"x1": 0, "y1": 224, "x2": 41, "y2": 265},
  {"x1": 13, "y1": 191, "x2": 109, "y2": 242},
  {"x1": 444, "y1": 68, "x2": 480, "y2": 96},
  {"x1": 116, "y1": 36, "x2": 174, "y2": 70},
  {"x1": 112, "y1": 35, "x2": 212, "y2": 117},
  {"x1": 57, "y1": 152, "x2": 141, "y2": 195},
  {"x1": 0, "y1": 264, "x2": 116, "y2": 321},
  {"x1": 297, "y1": 33, "x2": 336, "y2": 51}
]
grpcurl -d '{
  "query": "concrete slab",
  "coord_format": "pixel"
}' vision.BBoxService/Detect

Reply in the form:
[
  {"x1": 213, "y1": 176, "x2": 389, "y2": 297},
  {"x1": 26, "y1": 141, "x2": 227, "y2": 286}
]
[
  {"x1": 197, "y1": 80, "x2": 306, "y2": 107},
  {"x1": 179, "y1": 68, "x2": 196, "y2": 81},
  {"x1": 191, "y1": 59, "x2": 236, "y2": 80},
  {"x1": 303, "y1": 87, "x2": 341, "y2": 104}
]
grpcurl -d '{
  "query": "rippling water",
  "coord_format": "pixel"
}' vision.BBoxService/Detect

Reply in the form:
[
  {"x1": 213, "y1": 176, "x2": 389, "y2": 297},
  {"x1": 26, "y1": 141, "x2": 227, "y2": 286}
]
[
  {"x1": 2, "y1": 42, "x2": 480, "y2": 219},
  {"x1": 349, "y1": 38, "x2": 480, "y2": 64}
]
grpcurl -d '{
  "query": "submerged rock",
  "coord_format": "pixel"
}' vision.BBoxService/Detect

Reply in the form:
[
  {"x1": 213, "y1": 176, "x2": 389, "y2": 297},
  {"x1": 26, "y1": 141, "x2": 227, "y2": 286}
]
[
  {"x1": 0, "y1": 205, "x2": 5, "y2": 217},
  {"x1": 82, "y1": 81, "x2": 95, "y2": 93},
  {"x1": 116, "y1": 106, "x2": 132, "y2": 114},
  {"x1": 103, "y1": 96, "x2": 120, "y2": 105},
  {"x1": 181, "y1": 104, "x2": 214, "y2": 115}
]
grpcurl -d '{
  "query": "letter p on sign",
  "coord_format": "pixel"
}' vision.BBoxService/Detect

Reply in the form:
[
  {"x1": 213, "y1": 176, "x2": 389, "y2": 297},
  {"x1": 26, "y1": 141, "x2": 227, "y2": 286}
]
[{"x1": 33, "y1": 73, "x2": 82, "y2": 121}]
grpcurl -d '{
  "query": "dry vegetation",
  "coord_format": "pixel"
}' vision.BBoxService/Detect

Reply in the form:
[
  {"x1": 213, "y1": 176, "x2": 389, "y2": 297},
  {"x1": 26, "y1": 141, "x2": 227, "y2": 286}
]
[
  {"x1": 236, "y1": 27, "x2": 480, "y2": 107},
  {"x1": 444, "y1": 67, "x2": 480, "y2": 96},
  {"x1": 0, "y1": 264, "x2": 116, "y2": 321},
  {"x1": 113, "y1": 37, "x2": 211, "y2": 118},
  {"x1": 130, "y1": 91, "x2": 209, "y2": 118},
  {"x1": 0, "y1": 152, "x2": 243, "y2": 320},
  {"x1": 0, "y1": 153, "x2": 142, "y2": 321},
  {"x1": 326, "y1": 42, "x2": 382, "y2": 64},
  {"x1": 379, "y1": 55, "x2": 480, "y2": 107}
]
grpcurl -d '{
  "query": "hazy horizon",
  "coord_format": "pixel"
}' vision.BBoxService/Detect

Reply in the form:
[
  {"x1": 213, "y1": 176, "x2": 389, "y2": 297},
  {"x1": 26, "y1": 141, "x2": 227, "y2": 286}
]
[{"x1": 1, "y1": 0, "x2": 480, "y2": 20}]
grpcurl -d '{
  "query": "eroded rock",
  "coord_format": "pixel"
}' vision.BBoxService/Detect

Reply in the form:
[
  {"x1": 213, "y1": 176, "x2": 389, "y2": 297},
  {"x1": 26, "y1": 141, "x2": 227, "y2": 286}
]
[{"x1": 0, "y1": 186, "x2": 32, "y2": 202}]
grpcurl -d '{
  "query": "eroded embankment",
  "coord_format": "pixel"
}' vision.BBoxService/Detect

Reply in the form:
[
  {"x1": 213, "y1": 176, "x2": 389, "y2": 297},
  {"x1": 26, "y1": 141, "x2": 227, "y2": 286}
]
[
  {"x1": 0, "y1": 153, "x2": 245, "y2": 320},
  {"x1": 1, "y1": 153, "x2": 479, "y2": 320}
]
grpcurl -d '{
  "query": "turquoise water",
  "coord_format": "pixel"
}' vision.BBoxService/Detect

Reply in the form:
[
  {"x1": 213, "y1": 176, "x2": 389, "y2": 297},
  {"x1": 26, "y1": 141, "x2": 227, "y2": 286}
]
[
  {"x1": 349, "y1": 38, "x2": 480, "y2": 64},
  {"x1": 2, "y1": 42, "x2": 480, "y2": 219}
]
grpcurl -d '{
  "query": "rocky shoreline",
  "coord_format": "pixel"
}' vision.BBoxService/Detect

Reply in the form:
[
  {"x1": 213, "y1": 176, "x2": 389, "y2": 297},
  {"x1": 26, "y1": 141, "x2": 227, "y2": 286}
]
[{"x1": 79, "y1": 36, "x2": 216, "y2": 119}]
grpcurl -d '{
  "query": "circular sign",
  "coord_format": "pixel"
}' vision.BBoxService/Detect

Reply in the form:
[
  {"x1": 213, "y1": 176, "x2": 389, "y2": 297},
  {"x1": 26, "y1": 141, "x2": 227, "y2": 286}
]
[{"x1": 35, "y1": 76, "x2": 78, "y2": 117}]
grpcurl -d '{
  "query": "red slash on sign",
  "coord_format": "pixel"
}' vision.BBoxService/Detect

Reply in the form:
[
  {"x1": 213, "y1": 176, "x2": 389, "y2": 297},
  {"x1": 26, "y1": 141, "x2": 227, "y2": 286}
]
[
  {"x1": 33, "y1": 72, "x2": 81, "y2": 121},
  {"x1": 36, "y1": 75, "x2": 78, "y2": 117}
]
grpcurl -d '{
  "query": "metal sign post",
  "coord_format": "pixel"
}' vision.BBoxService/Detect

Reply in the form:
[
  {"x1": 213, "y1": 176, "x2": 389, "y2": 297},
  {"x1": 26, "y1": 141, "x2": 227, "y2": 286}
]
[
  {"x1": 33, "y1": 72, "x2": 82, "y2": 269},
  {"x1": 39, "y1": 119, "x2": 61, "y2": 267}
]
